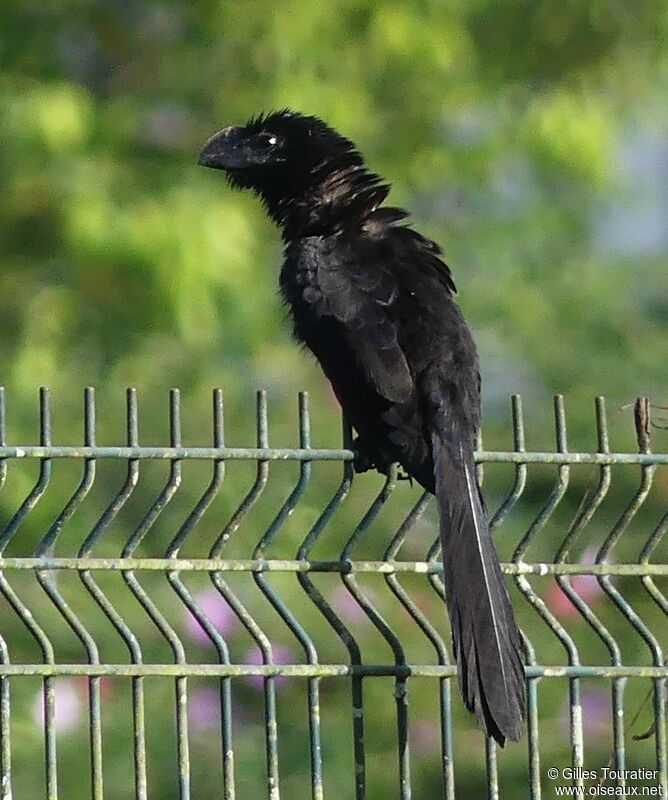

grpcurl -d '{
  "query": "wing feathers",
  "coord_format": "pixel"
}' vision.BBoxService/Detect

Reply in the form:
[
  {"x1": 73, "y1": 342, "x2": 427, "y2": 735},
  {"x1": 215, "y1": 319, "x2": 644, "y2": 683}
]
[{"x1": 312, "y1": 241, "x2": 415, "y2": 404}]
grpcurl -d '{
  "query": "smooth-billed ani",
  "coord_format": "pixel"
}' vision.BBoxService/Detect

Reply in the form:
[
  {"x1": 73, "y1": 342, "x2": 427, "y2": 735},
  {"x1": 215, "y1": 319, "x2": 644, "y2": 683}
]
[{"x1": 198, "y1": 110, "x2": 525, "y2": 744}]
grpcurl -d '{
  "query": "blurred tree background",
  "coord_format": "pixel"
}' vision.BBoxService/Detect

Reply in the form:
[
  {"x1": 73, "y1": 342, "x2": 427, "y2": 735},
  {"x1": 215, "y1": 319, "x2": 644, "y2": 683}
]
[{"x1": 1, "y1": 1, "x2": 667, "y2": 798}]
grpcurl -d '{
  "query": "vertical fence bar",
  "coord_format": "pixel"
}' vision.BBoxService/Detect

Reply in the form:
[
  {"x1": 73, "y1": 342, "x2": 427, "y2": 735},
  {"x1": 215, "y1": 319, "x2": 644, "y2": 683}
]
[
  {"x1": 21, "y1": 389, "x2": 56, "y2": 800},
  {"x1": 343, "y1": 422, "x2": 367, "y2": 800},
  {"x1": 426, "y1": 534, "x2": 456, "y2": 800},
  {"x1": 37, "y1": 390, "x2": 57, "y2": 800},
  {"x1": 385, "y1": 491, "x2": 453, "y2": 800},
  {"x1": 121, "y1": 390, "x2": 189, "y2": 799},
  {"x1": 211, "y1": 389, "x2": 236, "y2": 800},
  {"x1": 255, "y1": 392, "x2": 281, "y2": 800},
  {"x1": 84, "y1": 390, "x2": 103, "y2": 800},
  {"x1": 512, "y1": 396, "x2": 583, "y2": 794},
  {"x1": 126, "y1": 390, "x2": 148, "y2": 800},
  {"x1": 249, "y1": 394, "x2": 324, "y2": 800},
  {"x1": 295, "y1": 414, "x2": 357, "y2": 799},
  {"x1": 485, "y1": 737, "x2": 498, "y2": 800},
  {"x1": 299, "y1": 396, "x2": 324, "y2": 800},
  {"x1": 596, "y1": 399, "x2": 664, "y2": 795},
  {"x1": 0, "y1": 388, "x2": 10, "y2": 800},
  {"x1": 339, "y1": 464, "x2": 412, "y2": 799},
  {"x1": 209, "y1": 391, "x2": 274, "y2": 798},
  {"x1": 553, "y1": 397, "x2": 584, "y2": 786},
  {"x1": 640, "y1": 508, "x2": 668, "y2": 799},
  {"x1": 499, "y1": 396, "x2": 543, "y2": 800},
  {"x1": 34, "y1": 388, "x2": 102, "y2": 800},
  {"x1": 166, "y1": 389, "x2": 233, "y2": 798},
  {"x1": 77, "y1": 389, "x2": 145, "y2": 800},
  {"x1": 169, "y1": 391, "x2": 191, "y2": 800},
  {"x1": 252, "y1": 393, "x2": 325, "y2": 800}
]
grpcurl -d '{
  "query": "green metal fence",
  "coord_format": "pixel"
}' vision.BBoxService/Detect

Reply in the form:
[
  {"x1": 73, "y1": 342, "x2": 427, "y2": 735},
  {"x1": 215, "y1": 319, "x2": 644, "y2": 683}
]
[{"x1": 0, "y1": 388, "x2": 666, "y2": 800}]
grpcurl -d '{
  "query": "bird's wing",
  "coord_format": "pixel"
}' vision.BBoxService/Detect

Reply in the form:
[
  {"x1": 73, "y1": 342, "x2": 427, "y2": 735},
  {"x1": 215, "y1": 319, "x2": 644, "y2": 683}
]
[{"x1": 302, "y1": 235, "x2": 415, "y2": 406}]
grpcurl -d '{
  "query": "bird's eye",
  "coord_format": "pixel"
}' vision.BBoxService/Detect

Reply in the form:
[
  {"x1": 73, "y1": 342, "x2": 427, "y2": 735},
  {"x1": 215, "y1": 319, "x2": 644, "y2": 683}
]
[{"x1": 256, "y1": 133, "x2": 278, "y2": 149}]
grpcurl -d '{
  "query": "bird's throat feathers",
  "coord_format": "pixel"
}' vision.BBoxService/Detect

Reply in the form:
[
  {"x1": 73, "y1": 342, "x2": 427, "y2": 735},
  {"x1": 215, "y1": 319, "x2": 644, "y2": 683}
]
[{"x1": 255, "y1": 159, "x2": 391, "y2": 241}]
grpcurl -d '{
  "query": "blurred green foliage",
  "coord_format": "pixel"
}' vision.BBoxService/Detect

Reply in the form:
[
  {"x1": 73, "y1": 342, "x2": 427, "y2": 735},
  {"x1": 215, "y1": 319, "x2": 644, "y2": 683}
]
[{"x1": 1, "y1": 1, "x2": 667, "y2": 798}]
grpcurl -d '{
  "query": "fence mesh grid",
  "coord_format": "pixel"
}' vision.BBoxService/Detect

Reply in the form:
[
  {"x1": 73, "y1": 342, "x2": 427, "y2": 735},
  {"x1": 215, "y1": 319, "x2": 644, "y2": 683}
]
[{"x1": 0, "y1": 387, "x2": 666, "y2": 800}]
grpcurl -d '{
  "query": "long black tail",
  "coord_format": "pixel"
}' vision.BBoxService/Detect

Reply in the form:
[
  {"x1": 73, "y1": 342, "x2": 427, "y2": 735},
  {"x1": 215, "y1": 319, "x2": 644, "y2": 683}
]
[{"x1": 432, "y1": 422, "x2": 525, "y2": 745}]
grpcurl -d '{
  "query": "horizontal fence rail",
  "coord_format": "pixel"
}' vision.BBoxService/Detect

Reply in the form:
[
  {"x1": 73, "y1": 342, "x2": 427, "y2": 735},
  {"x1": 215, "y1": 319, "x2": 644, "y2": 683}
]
[{"x1": 0, "y1": 388, "x2": 665, "y2": 800}]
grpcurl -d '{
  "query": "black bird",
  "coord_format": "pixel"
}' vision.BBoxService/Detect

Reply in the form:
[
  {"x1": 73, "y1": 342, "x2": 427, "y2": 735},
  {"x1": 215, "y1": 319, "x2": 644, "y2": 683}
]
[{"x1": 198, "y1": 110, "x2": 525, "y2": 744}]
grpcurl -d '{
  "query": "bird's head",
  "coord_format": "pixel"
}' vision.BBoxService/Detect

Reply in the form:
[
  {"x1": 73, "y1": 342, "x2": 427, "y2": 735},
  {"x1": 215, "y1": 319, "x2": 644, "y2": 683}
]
[
  {"x1": 197, "y1": 109, "x2": 363, "y2": 192},
  {"x1": 198, "y1": 110, "x2": 390, "y2": 238}
]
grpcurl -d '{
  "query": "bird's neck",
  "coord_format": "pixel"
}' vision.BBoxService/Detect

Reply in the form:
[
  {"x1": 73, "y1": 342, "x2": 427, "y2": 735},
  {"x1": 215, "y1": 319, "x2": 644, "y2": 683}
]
[{"x1": 259, "y1": 164, "x2": 390, "y2": 241}]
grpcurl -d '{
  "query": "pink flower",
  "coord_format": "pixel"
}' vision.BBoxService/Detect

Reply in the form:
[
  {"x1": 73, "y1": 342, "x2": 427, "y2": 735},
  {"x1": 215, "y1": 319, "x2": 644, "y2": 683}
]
[
  {"x1": 185, "y1": 588, "x2": 237, "y2": 645},
  {"x1": 188, "y1": 687, "x2": 221, "y2": 731},
  {"x1": 32, "y1": 678, "x2": 83, "y2": 733},
  {"x1": 75, "y1": 675, "x2": 115, "y2": 700},
  {"x1": 244, "y1": 644, "x2": 295, "y2": 690},
  {"x1": 544, "y1": 548, "x2": 603, "y2": 619},
  {"x1": 329, "y1": 584, "x2": 376, "y2": 624},
  {"x1": 560, "y1": 687, "x2": 610, "y2": 740},
  {"x1": 410, "y1": 718, "x2": 441, "y2": 758}
]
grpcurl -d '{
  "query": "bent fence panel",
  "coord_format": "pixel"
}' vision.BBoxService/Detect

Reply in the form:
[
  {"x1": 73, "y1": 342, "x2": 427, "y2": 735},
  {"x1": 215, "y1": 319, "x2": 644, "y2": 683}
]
[{"x1": 0, "y1": 388, "x2": 665, "y2": 800}]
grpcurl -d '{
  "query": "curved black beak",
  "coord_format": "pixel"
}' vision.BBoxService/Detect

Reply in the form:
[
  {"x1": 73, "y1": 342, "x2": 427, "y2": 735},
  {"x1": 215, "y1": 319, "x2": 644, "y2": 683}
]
[{"x1": 198, "y1": 126, "x2": 244, "y2": 169}]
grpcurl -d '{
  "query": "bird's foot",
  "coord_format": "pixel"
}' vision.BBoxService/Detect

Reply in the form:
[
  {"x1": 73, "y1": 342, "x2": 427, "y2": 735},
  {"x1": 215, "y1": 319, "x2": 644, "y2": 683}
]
[
  {"x1": 351, "y1": 437, "x2": 375, "y2": 474},
  {"x1": 351, "y1": 438, "x2": 413, "y2": 485},
  {"x1": 396, "y1": 470, "x2": 414, "y2": 487}
]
